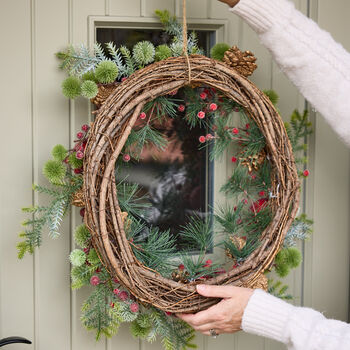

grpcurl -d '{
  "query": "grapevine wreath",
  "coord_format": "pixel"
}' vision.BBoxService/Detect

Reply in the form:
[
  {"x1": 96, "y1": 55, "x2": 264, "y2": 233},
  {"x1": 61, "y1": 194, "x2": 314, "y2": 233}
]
[{"x1": 17, "y1": 5, "x2": 313, "y2": 348}]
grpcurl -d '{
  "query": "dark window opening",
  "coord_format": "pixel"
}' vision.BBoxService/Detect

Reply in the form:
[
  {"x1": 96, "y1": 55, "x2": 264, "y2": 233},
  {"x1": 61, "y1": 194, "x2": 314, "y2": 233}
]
[{"x1": 96, "y1": 27, "x2": 215, "y2": 251}]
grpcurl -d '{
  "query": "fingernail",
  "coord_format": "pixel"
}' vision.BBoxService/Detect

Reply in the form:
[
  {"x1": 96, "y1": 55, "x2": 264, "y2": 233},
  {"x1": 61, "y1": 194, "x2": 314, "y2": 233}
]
[{"x1": 196, "y1": 284, "x2": 206, "y2": 292}]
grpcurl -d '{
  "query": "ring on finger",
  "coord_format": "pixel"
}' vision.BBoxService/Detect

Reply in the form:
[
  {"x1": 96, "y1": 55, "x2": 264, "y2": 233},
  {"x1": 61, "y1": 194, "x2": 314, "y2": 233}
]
[{"x1": 209, "y1": 329, "x2": 219, "y2": 338}]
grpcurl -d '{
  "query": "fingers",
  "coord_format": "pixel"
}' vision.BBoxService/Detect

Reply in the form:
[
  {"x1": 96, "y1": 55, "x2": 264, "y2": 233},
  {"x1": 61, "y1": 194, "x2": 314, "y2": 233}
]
[
  {"x1": 196, "y1": 284, "x2": 240, "y2": 298},
  {"x1": 177, "y1": 303, "x2": 223, "y2": 327}
]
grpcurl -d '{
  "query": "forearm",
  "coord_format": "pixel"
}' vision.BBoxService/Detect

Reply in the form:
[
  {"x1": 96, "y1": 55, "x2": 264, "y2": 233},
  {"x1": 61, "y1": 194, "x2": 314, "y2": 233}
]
[
  {"x1": 230, "y1": 0, "x2": 350, "y2": 144},
  {"x1": 243, "y1": 290, "x2": 350, "y2": 350}
]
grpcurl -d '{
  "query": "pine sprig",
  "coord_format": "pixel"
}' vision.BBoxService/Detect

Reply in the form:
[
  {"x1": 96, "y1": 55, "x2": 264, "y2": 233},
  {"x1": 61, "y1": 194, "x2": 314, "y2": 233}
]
[
  {"x1": 150, "y1": 307, "x2": 197, "y2": 350},
  {"x1": 127, "y1": 124, "x2": 168, "y2": 158},
  {"x1": 56, "y1": 44, "x2": 101, "y2": 77},
  {"x1": 284, "y1": 110, "x2": 312, "y2": 153},
  {"x1": 268, "y1": 279, "x2": 293, "y2": 300},
  {"x1": 116, "y1": 181, "x2": 150, "y2": 218},
  {"x1": 17, "y1": 174, "x2": 83, "y2": 258},
  {"x1": 284, "y1": 214, "x2": 313, "y2": 248},
  {"x1": 131, "y1": 226, "x2": 177, "y2": 275},
  {"x1": 178, "y1": 216, "x2": 213, "y2": 252},
  {"x1": 119, "y1": 46, "x2": 136, "y2": 77},
  {"x1": 81, "y1": 283, "x2": 121, "y2": 340}
]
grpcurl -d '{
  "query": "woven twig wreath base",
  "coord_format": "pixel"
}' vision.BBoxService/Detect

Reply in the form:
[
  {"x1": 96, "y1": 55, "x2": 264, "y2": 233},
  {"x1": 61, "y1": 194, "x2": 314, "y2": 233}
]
[{"x1": 83, "y1": 55, "x2": 300, "y2": 313}]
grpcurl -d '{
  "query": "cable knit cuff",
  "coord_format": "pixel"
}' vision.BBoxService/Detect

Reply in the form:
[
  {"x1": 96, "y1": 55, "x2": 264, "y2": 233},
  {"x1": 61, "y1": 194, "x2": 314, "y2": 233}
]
[
  {"x1": 230, "y1": 0, "x2": 295, "y2": 33},
  {"x1": 242, "y1": 289, "x2": 294, "y2": 343}
]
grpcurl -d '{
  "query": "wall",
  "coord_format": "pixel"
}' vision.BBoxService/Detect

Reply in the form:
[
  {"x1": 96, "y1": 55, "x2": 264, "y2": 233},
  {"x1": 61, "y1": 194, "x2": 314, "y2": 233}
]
[{"x1": 0, "y1": 0, "x2": 349, "y2": 349}]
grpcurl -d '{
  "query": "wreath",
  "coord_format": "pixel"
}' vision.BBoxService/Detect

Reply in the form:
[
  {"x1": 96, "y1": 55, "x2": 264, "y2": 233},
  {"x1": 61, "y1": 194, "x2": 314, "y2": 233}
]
[{"x1": 17, "y1": 8, "x2": 313, "y2": 349}]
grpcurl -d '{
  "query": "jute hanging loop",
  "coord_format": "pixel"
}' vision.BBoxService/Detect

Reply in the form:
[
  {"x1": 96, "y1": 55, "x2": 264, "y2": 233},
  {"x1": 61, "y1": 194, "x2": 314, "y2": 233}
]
[{"x1": 83, "y1": 55, "x2": 300, "y2": 313}]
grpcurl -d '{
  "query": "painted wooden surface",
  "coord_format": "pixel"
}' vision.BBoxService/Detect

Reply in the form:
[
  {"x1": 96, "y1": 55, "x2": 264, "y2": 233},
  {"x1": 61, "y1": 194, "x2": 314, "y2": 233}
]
[{"x1": 1, "y1": 0, "x2": 349, "y2": 349}]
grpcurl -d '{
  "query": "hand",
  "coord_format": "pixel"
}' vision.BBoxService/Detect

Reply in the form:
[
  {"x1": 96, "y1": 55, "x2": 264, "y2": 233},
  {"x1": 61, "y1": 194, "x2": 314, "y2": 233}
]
[
  {"x1": 218, "y1": 0, "x2": 240, "y2": 8},
  {"x1": 177, "y1": 284, "x2": 254, "y2": 336}
]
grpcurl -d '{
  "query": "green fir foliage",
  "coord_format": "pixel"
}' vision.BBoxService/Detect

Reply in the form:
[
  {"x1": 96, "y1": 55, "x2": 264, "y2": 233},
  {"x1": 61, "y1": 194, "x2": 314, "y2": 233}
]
[
  {"x1": 263, "y1": 90, "x2": 279, "y2": 106},
  {"x1": 61, "y1": 76, "x2": 81, "y2": 99},
  {"x1": 95, "y1": 60, "x2": 118, "y2": 84},
  {"x1": 179, "y1": 216, "x2": 213, "y2": 252},
  {"x1": 115, "y1": 181, "x2": 151, "y2": 218},
  {"x1": 149, "y1": 307, "x2": 197, "y2": 350},
  {"x1": 284, "y1": 214, "x2": 313, "y2": 247},
  {"x1": 81, "y1": 283, "x2": 121, "y2": 340},
  {"x1": 17, "y1": 174, "x2": 83, "y2": 258},
  {"x1": 268, "y1": 279, "x2": 293, "y2": 300},
  {"x1": 56, "y1": 43, "x2": 108, "y2": 76},
  {"x1": 210, "y1": 43, "x2": 230, "y2": 61},
  {"x1": 275, "y1": 247, "x2": 302, "y2": 278},
  {"x1": 284, "y1": 109, "x2": 312, "y2": 155},
  {"x1": 130, "y1": 224, "x2": 177, "y2": 276}
]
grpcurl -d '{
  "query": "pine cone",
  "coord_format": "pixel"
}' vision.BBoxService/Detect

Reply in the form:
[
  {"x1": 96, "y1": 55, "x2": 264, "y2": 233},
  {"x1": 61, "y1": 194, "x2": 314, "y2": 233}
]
[
  {"x1": 223, "y1": 46, "x2": 257, "y2": 77},
  {"x1": 91, "y1": 83, "x2": 118, "y2": 107},
  {"x1": 248, "y1": 273, "x2": 268, "y2": 291},
  {"x1": 71, "y1": 187, "x2": 85, "y2": 207}
]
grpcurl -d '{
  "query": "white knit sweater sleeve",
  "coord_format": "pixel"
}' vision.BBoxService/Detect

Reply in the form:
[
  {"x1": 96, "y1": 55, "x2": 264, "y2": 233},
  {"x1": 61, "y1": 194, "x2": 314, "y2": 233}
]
[
  {"x1": 230, "y1": 0, "x2": 350, "y2": 145},
  {"x1": 242, "y1": 290, "x2": 350, "y2": 350}
]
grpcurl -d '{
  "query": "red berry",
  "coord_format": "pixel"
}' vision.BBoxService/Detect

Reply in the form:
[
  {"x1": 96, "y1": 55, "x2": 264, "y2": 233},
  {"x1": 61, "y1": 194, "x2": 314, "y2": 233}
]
[
  {"x1": 258, "y1": 191, "x2": 265, "y2": 197},
  {"x1": 204, "y1": 259, "x2": 212, "y2": 267},
  {"x1": 303, "y1": 169, "x2": 310, "y2": 177},
  {"x1": 231, "y1": 156, "x2": 237, "y2": 163},
  {"x1": 110, "y1": 302, "x2": 115, "y2": 308},
  {"x1": 206, "y1": 133, "x2": 213, "y2": 140},
  {"x1": 199, "y1": 136, "x2": 206, "y2": 143},
  {"x1": 178, "y1": 104, "x2": 185, "y2": 112},
  {"x1": 169, "y1": 89, "x2": 178, "y2": 96},
  {"x1": 130, "y1": 302, "x2": 139, "y2": 313},
  {"x1": 139, "y1": 112, "x2": 146, "y2": 120},
  {"x1": 77, "y1": 132, "x2": 84, "y2": 139},
  {"x1": 76, "y1": 151, "x2": 84, "y2": 159},
  {"x1": 215, "y1": 268, "x2": 226, "y2": 275},
  {"x1": 197, "y1": 111, "x2": 205, "y2": 119},
  {"x1": 123, "y1": 154, "x2": 131, "y2": 162},
  {"x1": 80, "y1": 208, "x2": 85, "y2": 217},
  {"x1": 165, "y1": 311, "x2": 172, "y2": 316},
  {"x1": 178, "y1": 264, "x2": 185, "y2": 271},
  {"x1": 250, "y1": 198, "x2": 268, "y2": 213},
  {"x1": 243, "y1": 199, "x2": 248, "y2": 204},
  {"x1": 233, "y1": 263, "x2": 238, "y2": 269},
  {"x1": 121, "y1": 77, "x2": 127, "y2": 82},
  {"x1": 251, "y1": 174, "x2": 257, "y2": 180},
  {"x1": 233, "y1": 107, "x2": 239, "y2": 112},
  {"x1": 90, "y1": 275, "x2": 100, "y2": 286},
  {"x1": 95, "y1": 267, "x2": 101, "y2": 273},
  {"x1": 119, "y1": 291, "x2": 129, "y2": 301},
  {"x1": 81, "y1": 124, "x2": 89, "y2": 132},
  {"x1": 113, "y1": 288, "x2": 120, "y2": 295},
  {"x1": 246, "y1": 123, "x2": 250, "y2": 129},
  {"x1": 200, "y1": 92, "x2": 207, "y2": 100},
  {"x1": 209, "y1": 103, "x2": 218, "y2": 111},
  {"x1": 113, "y1": 278, "x2": 119, "y2": 284},
  {"x1": 232, "y1": 128, "x2": 239, "y2": 135},
  {"x1": 83, "y1": 248, "x2": 89, "y2": 254},
  {"x1": 74, "y1": 168, "x2": 83, "y2": 174}
]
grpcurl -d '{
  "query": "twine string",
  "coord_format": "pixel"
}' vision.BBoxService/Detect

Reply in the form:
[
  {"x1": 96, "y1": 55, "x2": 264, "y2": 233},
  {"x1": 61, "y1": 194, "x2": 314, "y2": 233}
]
[{"x1": 182, "y1": 0, "x2": 192, "y2": 84}]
